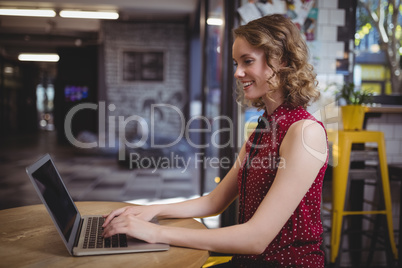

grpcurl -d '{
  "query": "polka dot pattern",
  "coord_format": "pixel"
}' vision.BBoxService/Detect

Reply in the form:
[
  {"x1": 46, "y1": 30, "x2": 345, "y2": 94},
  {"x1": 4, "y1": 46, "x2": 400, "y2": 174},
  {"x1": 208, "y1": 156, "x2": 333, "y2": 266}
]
[{"x1": 232, "y1": 103, "x2": 328, "y2": 267}]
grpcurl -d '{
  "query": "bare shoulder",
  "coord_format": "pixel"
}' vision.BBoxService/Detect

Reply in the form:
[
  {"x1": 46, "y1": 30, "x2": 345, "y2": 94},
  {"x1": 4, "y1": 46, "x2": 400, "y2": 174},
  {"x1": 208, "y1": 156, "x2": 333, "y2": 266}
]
[
  {"x1": 282, "y1": 119, "x2": 328, "y2": 164},
  {"x1": 287, "y1": 119, "x2": 326, "y2": 141}
]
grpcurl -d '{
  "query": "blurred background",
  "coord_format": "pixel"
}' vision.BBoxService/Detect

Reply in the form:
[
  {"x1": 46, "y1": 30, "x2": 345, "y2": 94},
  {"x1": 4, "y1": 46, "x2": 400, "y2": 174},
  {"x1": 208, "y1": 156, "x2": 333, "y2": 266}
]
[{"x1": 0, "y1": 1, "x2": 401, "y2": 266}]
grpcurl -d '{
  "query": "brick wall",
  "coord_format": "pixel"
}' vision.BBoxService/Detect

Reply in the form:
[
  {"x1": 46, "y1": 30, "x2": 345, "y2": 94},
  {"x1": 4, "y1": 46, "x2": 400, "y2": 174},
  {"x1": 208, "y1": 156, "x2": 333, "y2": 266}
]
[{"x1": 102, "y1": 21, "x2": 188, "y2": 143}]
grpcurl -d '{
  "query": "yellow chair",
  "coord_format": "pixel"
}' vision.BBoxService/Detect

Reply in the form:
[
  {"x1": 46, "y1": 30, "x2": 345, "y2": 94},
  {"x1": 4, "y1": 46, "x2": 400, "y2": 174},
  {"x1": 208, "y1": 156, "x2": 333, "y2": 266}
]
[
  {"x1": 202, "y1": 256, "x2": 232, "y2": 267},
  {"x1": 329, "y1": 130, "x2": 398, "y2": 264}
]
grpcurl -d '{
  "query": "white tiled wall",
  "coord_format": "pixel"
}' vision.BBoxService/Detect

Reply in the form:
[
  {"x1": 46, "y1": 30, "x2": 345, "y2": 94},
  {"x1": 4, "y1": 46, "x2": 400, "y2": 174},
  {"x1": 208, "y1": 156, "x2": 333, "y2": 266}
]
[
  {"x1": 366, "y1": 114, "x2": 402, "y2": 163},
  {"x1": 319, "y1": 0, "x2": 338, "y2": 9},
  {"x1": 313, "y1": 0, "x2": 344, "y2": 78},
  {"x1": 329, "y1": 9, "x2": 346, "y2": 26},
  {"x1": 307, "y1": 0, "x2": 346, "y2": 126},
  {"x1": 307, "y1": 0, "x2": 345, "y2": 127}
]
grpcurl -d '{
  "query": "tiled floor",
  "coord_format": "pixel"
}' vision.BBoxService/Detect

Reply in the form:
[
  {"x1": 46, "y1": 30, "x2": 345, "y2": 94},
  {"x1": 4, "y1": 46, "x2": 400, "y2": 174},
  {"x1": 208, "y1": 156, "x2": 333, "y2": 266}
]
[{"x1": 0, "y1": 131, "x2": 216, "y2": 215}]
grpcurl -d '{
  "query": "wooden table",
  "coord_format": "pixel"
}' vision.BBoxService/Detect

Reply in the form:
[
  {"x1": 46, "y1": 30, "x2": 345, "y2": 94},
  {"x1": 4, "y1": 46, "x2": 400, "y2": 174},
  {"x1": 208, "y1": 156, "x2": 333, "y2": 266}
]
[
  {"x1": 366, "y1": 105, "x2": 402, "y2": 113},
  {"x1": 0, "y1": 201, "x2": 209, "y2": 268}
]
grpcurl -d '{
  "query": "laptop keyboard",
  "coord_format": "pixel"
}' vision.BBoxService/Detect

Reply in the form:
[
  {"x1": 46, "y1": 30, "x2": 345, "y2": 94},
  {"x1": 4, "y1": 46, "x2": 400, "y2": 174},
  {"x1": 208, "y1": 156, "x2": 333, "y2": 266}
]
[{"x1": 83, "y1": 217, "x2": 128, "y2": 249}]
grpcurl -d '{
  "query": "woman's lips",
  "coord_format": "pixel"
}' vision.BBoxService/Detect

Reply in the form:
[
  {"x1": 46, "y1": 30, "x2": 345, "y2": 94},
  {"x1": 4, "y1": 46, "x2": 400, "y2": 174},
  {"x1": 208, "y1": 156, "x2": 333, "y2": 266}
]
[{"x1": 242, "y1": 81, "x2": 254, "y2": 90}]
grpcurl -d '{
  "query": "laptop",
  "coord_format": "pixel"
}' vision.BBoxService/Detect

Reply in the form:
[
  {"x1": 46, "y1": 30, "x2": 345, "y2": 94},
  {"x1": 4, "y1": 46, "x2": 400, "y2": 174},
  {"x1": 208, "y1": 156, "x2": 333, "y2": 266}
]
[{"x1": 26, "y1": 153, "x2": 169, "y2": 256}]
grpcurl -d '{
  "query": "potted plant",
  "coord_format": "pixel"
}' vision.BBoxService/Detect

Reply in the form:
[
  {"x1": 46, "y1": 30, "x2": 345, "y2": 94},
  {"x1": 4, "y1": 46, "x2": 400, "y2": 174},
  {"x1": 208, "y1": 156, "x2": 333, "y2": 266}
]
[{"x1": 336, "y1": 82, "x2": 373, "y2": 131}]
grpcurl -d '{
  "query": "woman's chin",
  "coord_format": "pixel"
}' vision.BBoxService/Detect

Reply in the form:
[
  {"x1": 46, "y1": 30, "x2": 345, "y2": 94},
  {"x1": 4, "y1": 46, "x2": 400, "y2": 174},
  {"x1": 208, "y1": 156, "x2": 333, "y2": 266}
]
[
  {"x1": 244, "y1": 95, "x2": 259, "y2": 102},
  {"x1": 243, "y1": 93, "x2": 253, "y2": 100}
]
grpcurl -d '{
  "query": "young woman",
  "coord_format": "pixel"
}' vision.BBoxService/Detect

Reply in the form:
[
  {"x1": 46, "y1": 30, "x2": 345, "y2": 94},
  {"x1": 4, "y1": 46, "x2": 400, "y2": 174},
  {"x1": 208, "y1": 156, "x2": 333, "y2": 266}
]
[{"x1": 102, "y1": 14, "x2": 328, "y2": 267}]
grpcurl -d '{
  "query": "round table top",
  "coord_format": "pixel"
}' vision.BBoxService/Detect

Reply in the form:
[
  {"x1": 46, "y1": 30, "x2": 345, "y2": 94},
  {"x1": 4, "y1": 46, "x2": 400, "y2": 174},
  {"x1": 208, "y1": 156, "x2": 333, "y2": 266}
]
[{"x1": 0, "y1": 201, "x2": 209, "y2": 268}]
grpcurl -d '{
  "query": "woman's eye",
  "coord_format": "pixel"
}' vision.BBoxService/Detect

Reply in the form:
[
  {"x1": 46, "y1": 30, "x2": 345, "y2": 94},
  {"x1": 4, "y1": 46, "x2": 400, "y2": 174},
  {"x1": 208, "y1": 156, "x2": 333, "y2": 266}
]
[{"x1": 244, "y1": 59, "x2": 253, "y2": 65}]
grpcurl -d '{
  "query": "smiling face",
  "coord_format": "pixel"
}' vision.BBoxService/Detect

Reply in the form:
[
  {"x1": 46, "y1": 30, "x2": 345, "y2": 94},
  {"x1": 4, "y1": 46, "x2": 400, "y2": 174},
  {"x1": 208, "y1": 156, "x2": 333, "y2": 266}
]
[
  {"x1": 233, "y1": 14, "x2": 319, "y2": 110},
  {"x1": 232, "y1": 37, "x2": 279, "y2": 103}
]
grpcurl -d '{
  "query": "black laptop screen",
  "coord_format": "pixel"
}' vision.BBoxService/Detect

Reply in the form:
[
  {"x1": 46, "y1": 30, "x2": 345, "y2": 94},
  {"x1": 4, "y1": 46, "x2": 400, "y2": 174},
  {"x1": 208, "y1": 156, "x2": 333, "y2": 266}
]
[{"x1": 31, "y1": 159, "x2": 78, "y2": 241}]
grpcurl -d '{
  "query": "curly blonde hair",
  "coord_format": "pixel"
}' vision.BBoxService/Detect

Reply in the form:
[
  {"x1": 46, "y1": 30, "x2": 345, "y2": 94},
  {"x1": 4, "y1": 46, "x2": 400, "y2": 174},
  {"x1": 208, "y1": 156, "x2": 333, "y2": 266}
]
[{"x1": 233, "y1": 14, "x2": 319, "y2": 109}]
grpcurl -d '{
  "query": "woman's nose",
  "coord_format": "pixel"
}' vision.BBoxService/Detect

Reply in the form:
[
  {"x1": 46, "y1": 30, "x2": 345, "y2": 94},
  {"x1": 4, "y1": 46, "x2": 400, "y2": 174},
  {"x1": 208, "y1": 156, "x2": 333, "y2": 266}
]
[{"x1": 234, "y1": 66, "x2": 244, "y2": 78}]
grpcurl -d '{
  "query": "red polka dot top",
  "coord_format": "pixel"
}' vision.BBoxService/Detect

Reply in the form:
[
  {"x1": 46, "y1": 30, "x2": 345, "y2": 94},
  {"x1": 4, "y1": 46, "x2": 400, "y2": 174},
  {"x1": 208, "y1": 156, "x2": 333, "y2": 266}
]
[{"x1": 232, "y1": 102, "x2": 328, "y2": 267}]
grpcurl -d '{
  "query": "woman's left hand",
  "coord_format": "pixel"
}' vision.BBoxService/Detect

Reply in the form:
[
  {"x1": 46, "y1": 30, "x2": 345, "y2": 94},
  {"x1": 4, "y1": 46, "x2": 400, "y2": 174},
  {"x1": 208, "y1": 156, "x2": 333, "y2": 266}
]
[{"x1": 102, "y1": 213, "x2": 160, "y2": 244}]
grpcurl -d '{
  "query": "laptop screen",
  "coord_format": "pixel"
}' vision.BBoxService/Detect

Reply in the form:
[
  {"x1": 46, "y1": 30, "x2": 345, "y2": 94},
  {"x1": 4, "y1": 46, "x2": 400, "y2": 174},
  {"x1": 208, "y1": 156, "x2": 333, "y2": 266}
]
[{"x1": 31, "y1": 159, "x2": 78, "y2": 241}]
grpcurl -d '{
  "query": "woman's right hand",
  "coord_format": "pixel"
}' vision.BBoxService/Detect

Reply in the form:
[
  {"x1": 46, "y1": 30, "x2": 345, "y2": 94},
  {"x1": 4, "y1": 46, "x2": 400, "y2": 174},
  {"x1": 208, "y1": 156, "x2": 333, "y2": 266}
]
[{"x1": 102, "y1": 205, "x2": 160, "y2": 227}]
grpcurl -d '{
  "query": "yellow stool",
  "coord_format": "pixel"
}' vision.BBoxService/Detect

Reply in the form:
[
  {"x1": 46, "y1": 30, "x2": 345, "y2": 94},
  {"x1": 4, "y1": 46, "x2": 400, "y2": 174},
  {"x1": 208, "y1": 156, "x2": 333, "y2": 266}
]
[
  {"x1": 329, "y1": 130, "x2": 398, "y2": 264},
  {"x1": 202, "y1": 256, "x2": 232, "y2": 267}
]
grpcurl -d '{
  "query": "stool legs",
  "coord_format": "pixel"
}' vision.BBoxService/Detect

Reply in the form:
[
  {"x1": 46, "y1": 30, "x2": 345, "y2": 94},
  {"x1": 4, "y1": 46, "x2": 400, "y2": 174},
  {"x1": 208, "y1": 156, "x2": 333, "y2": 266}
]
[
  {"x1": 377, "y1": 134, "x2": 396, "y2": 258},
  {"x1": 330, "y1": 131, "x2": 398, "y2": 264},
  {"x1": 330, "y1": 132, "x2": 350, "y2": 263},
  {"x1": 388, "y1": 164, "x2": 402, "y2": 267}
]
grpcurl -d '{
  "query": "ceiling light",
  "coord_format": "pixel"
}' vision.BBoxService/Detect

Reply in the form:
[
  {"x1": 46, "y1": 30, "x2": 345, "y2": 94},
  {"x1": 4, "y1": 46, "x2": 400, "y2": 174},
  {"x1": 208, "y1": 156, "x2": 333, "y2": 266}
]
[
  {"x1": 207, "y1": 18, "x2": 223, "y2": 26},
  {"x1": 18, "y1": 53, "x2": 60, "y2": 62},
  {"x1": 0, "y1": 8, "x2": 56, "y2": 17},
  {"x1": 60, "y1": 10, "x2": 119, "y2": 20}
]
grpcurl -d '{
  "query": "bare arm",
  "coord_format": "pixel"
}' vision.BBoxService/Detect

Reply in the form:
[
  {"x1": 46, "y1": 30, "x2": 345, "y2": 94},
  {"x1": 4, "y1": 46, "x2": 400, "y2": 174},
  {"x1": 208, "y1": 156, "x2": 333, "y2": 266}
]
[
  {"x1": 156, "y1": 142, "x2": 247, "y2": 219},
  {"x1": 103, "y1": 143, "x2": 247, "y2": 225},
  {"x1": 103, "y1": 120, "x2": 328, "y2": 254}
]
